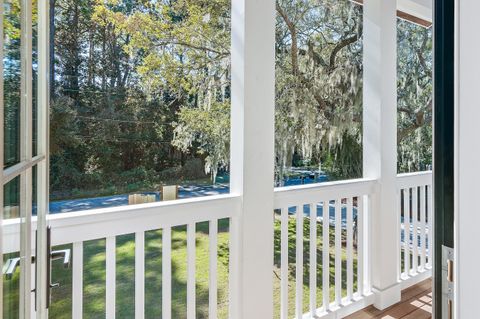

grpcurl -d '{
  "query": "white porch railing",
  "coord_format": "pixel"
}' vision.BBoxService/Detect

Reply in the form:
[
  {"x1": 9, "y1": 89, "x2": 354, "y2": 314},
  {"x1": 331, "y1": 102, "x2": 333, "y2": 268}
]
[
  {"x1": 2, "y1": 171, "x2": 433, "y2": 319},
  {"x1": 48, "y1": 194, "x2": 242, "y2": 319},
  {"x1": 3, "y1": 194, "x2": 241, "y2": 319},
  {"x1": 397, "y1": 171, "x2": 433, "y2": 289},
  {"x1": 273, "y1": 178, "x2": 376, "y2": 319},
  {"x1": 272, "y1": 171, "x2": 432, "y2": 319}
]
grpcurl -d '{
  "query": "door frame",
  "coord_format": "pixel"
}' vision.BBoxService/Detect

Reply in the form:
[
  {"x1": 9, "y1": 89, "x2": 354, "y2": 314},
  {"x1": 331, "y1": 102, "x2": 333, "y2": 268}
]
[
  {"x1": 35, "y1": 0, "x2": 51, "y2": 316},
  {"x1": 454, "y1": 1, "x2": 480, "y2": 318}
]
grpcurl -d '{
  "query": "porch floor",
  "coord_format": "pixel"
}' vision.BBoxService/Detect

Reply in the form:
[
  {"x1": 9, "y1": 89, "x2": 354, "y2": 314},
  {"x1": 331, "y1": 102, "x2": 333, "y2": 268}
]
[{"x1": 346, "y1": 279, "x2": 432, "y2": 319}]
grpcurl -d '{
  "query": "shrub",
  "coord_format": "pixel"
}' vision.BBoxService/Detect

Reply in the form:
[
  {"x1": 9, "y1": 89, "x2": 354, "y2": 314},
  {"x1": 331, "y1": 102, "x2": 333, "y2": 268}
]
[{"x1": 182, "y1": 158, "x2": 207, "y2": 180}]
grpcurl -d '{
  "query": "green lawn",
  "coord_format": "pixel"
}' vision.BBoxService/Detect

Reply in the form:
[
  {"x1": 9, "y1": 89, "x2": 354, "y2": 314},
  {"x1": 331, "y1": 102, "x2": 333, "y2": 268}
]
[{"x1": 4, "y1": 216, "x2": 359, "y2": 319}]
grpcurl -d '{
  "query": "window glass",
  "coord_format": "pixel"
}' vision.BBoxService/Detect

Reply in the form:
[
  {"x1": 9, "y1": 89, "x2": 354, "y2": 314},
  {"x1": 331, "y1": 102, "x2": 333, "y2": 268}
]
[
  {"x1": 3, "y1": 174, "x2": 20, "y2": 220},
  {"x1": 33, "y1": 0, "x2": 38, "y2": 157},
  {"x1": 2, "y1": 176, "x2": 21, "y2": 317},
  {"x1": 3, "y1": 0, "x2": 21, "y2": 168}
]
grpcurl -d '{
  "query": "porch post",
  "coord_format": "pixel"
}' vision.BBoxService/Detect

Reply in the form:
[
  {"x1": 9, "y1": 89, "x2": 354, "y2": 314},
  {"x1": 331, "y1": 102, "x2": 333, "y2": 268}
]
[
  {"x1": 363, "y1": 0, "x2": 401, "y2": 310},
  {"x1": 455, "y1": 1, "x2": 480, "y2": 318},
  {"x1": 230, "y1": 0, "x2": 276, "y2": 318}
]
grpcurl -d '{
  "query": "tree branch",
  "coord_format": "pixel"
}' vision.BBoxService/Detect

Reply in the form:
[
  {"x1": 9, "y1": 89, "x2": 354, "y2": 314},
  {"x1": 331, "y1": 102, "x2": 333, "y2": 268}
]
[
  {"x1": 328, "y1": 25, "x2": 363, "y2": 71},
  {"x1": 276, "y1": 1, "x2": 299, "y2": 75},
  {"x1": 397, "y1": 99, "x2": 432, "y2": 143}
]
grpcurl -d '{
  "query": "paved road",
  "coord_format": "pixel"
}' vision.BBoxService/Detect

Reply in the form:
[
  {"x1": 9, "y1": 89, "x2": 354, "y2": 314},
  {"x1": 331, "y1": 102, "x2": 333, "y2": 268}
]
[
  {"x1": 49, "y1": 184, "x2": 230, "y2": 213},
  {"x1": 49, "y1": 174, "x2": 329, "y2": 214}
]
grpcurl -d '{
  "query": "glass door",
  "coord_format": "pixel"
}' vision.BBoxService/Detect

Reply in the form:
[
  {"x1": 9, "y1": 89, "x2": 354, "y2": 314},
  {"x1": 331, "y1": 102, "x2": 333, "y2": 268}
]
[{"x1": 2, "y1": 0, "x2": 49, "y2": 317}]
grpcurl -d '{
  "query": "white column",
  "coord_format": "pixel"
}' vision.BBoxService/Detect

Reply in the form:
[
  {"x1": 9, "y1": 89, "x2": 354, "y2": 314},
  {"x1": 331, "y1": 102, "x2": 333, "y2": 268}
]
[
  {"x1": 230, "y1": 0, "x2": 276, "y2": 317},
  {"x1": 455, "y1": 1, "x2": 480, "y2": 318},
  {"x1": 363, "y1": 0, "x2": 401, "y2": 310}
]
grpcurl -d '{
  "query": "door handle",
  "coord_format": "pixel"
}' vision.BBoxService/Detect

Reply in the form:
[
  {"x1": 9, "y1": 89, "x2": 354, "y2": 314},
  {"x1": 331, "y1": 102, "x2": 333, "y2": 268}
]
[
  {"x1": 2, "y1": 227, "x2": 71, "y2": 309},
  {"x1": 46, "y1": 226, "x2": 71, "y2": 308},
  {"x1": 2, "y1": 250, "x2": 70, "y2": 279},
  {"x1": 47, "y1": 248, "x2": 71, "y2": 293},
  {"x1": 2, "y1": 255, "x2": 36, "y2": 279},
  {"x1": 50, "y1": 249, "x2": 71, "y2": 268}
]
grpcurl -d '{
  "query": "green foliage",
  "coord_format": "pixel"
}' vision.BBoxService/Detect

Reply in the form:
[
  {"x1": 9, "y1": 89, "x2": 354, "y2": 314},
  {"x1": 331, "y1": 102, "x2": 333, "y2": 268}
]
[
  {"x1": 173, "y1": 102, "x2": 230, "y2": 183},
  {"x1": 50, "y1": 0, "x2": 231, "y2": 196},
  {"x1": 48, "y1": 0, "x2": 431, "y2": 199},
  {"x1": 3, "y1": 0, "x2": 21, "y2": 40},
  {"x1": 397, "y1": 20, "x2": 433, "y2": 173},
  {"x1": 275, "y1": 0, "x2": 363, "y2": 182},
  {"x1": 324, "y1": 132, "x2": 363, "y2": 180},
  {"x1": 182, "y1": 158, "x2": 209, "y2": 180},
  {"x1": 3, "y1": 0, "x2": 22, "y2": 167}
]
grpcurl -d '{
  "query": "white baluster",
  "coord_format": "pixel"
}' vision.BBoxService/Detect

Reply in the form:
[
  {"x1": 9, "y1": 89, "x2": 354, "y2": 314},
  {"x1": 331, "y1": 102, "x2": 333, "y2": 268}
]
[
  {"x1": 412, "y1": 187, "x2": 418, "y2": 274},
  {"x1": 209, "y1": 220, "x2": 218, "y2": 319},
  {"x1": 334, "y1": 199, "x2": 342, "y2": 307},
  {"x1": 106, "y1": 236, "x2": 116, "y2": 319},
  {"x1": 346, "y1": 198, "x2": 354, "y2": 301},
  {"x1": 309, "y1": 203, "x2": 317, "y2": 316},
  {"x1": 162, "y1": 228, "x2": 172, "y2": 319},
  {"x1": 322, "y1": 201, "x2": 330, "y2": 312},
  {"x1": 420, "y1": 186, "x2": 427, "y2": 271},
  {"x1": 280, "y1": 208, "x2": 289, "y2": 319},
  {"x1": 403, "y1": 188, "x2": 410, "y2": 277},
  {"x1": 135, "y1": 232, "x2": 145, "y2": 319},
  {"x1": 357, "y1": 196, "x2": 364, "y2": 296},
  {"x1": 427, "y1": 185, "x2": 433, "y2": 269},
  {"x1": 72, "y1": 242, "x2": 83, "y2": 319},
  {"x1": 296, "y1": 205, "x2": 304, "y2": 319},
  {"x1": 187, "y1": 223, "x2": 196, "y2": 319}
]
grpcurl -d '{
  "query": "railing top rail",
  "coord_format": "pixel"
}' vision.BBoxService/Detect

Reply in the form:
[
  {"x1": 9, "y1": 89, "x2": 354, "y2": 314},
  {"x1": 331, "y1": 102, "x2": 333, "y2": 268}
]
[
  {"x1": 3, "y1": 172, "x2": 432, "y2": 251},
  {"x1": 397, "y1": 170, "x2": 432, "y2": 178},
  {"x1": 274, "y1": 178, "x2": 377, "y2": 208},
  {"x1": 2, "y1": 194, "x2": 241, "y2": 252},
  {"x1": 49, "y1": 193, "x2": 239, "y2": 224},
  {"x1": 50, "y1": 194, "x2": 241, "y2": 245},
  {"x1": 396, "y1": 171, "x2": 432, "y2": 190}
]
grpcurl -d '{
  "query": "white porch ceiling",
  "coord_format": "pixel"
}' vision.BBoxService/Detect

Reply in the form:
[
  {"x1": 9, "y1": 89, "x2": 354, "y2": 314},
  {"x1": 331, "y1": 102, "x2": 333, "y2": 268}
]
[
  {"x1": 397, "y1": 0, "x2": 432, "y2": 24},
  {"x1": 351, "y1": 0, "x2": 432, "y2": 27}
]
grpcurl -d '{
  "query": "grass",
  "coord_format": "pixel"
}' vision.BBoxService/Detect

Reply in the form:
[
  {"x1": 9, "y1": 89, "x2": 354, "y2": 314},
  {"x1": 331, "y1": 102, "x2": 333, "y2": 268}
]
[{"x1": 4, "y1": 216, "x2": 358, "y2": 319}]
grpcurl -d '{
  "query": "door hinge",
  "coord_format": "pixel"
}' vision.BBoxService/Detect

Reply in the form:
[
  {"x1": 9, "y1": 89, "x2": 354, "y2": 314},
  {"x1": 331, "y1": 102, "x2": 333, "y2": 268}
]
[{"x1": 442, "y1": 245, "x2": 454, "y2": 319}]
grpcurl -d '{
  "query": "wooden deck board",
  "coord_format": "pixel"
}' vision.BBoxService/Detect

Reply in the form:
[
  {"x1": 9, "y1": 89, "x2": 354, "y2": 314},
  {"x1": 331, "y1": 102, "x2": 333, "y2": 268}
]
[{"x1": 345, "y1": 279, "x2": 432, "y2": 319}]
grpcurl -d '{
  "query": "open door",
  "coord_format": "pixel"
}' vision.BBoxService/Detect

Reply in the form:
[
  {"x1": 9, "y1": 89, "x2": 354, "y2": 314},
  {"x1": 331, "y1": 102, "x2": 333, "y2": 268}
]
[
  {"x1": 1, "y1": 0, "x2": 51, "y2": 317},
  {"x1": 433, "y1": 0, "x2": 455, "y2": 318}
]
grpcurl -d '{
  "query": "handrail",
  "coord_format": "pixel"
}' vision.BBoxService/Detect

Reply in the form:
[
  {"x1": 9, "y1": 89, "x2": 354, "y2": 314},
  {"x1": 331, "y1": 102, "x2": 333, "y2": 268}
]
[
  {"x1": 2, "y1": 194, "x2": 241, "y2": 253},
  {"x1": 274, "y1": 177, "x2": 377, "y2": 208},
  {"x1": 2, "y1": 172, "x2": 432, "y2": 253},
  {"x1": 396, "y1": 171, "x2": 432, "y2": 189},
  {"x1": 49, "y1": 194, "x2": 241, "y2": 245}
]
